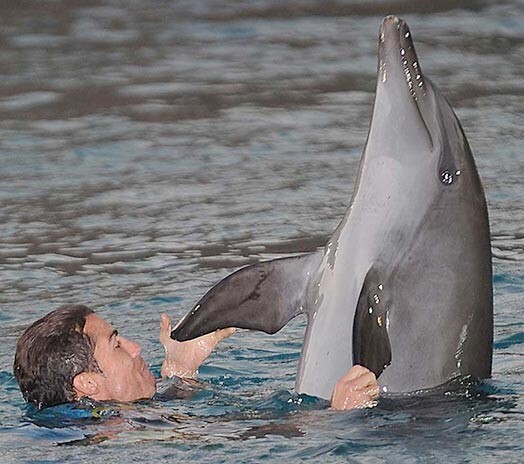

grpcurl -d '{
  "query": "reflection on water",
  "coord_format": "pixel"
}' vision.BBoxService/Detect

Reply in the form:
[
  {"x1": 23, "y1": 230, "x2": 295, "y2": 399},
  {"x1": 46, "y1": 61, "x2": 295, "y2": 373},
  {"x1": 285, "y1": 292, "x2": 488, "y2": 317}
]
[{"x1": 0, "y1": 0, "x2": 523, "y2": 462}]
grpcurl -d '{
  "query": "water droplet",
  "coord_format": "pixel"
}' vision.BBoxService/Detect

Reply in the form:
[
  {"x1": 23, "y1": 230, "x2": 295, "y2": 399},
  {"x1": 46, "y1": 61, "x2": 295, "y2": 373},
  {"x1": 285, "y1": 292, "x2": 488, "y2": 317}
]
[
  {"x1": 190, "y1": 304, "x2": 201, "y2": 315},
  {"x1": 368, "y1": 307, "x2": 373, "y2": 315},
  {"x1": 402, "y1": 59, "x2": 408, "y2": 65},
  {"x1": 455, "y1": 170, "x2": 461, "y2": 176},
  {"x1": 405, "y1": 31, "x2": 410, "y2": 38},
  {"x1": 377, "y1": 316, "x2": 383, "y2": 327},
  {"x1": 400, "y1": 48, "x2": 405, "y2": 56},
  {"x1": 380, "y1": 60, "x2": 387, "y2": 83},
  {"x1": 418, "y1": 81, "x2": 423, "y2": 87},
  {"x1": 441, "y1": 170, "x2": 454, "y2": 185},
  {"x1": 378, "y1": 284, "x2": 384, "y2": 291},
  {"x1": 382, "y1": 386, "x2": 388, "y2": 393},
  {"x1": 373, "y1": 294, "x2": 380, "y2": 304}
]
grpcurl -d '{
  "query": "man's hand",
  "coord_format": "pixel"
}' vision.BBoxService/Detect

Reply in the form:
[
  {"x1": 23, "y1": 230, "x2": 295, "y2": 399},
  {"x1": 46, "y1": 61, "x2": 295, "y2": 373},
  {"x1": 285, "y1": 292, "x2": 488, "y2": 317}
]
[
  {"x1": 159, "y1": 313, "x2": 235, "y2": 379},
  {"x1": 330, "y1": 365, "x2": 380, "y2": 410}
]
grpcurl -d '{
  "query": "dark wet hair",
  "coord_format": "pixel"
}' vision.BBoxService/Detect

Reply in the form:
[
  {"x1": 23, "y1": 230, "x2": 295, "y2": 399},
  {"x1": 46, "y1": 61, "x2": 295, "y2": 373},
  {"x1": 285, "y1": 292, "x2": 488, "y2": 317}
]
[{"x1": 13, "y1": 304, "x2": 99, "y2": 409}]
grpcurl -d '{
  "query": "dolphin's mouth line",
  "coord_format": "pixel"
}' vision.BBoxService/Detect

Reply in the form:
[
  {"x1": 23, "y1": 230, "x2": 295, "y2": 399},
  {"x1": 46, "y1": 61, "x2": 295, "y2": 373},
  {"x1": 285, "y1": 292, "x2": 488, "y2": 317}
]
[
  {"x1": 380, "y1": 16, "x2": 434, "y2": 150},
  {"x1": 409, "y1": 80, "x2": 434, "y2": 151}
]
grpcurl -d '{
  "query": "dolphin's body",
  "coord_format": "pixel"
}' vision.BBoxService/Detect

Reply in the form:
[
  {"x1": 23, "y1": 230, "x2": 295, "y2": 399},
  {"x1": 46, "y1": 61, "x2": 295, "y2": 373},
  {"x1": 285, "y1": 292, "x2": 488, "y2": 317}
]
[{"x1": 172, "y1": 16, "x2": 493, "y2": 400}]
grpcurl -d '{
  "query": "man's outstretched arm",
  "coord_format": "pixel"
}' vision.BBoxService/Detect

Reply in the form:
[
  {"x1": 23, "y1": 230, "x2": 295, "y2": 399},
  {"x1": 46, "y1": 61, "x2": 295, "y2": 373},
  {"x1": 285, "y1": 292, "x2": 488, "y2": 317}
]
[{"x1": 159, "y1": 313, "x2": 379, "y2": 410}]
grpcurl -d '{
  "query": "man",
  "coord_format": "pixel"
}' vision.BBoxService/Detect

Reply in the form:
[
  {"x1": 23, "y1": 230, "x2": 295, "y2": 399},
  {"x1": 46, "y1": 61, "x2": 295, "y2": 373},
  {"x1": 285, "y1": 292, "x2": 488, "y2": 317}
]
[{"x1": 14, "y1": 304, "x2": 379, "y2": 410}]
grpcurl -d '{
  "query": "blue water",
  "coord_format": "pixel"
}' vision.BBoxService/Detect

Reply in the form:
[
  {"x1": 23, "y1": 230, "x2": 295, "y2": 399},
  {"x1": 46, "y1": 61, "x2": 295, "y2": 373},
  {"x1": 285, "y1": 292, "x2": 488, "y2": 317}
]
[{"x1": 1, "y1": 1, "x2": 523, "y2": 462}]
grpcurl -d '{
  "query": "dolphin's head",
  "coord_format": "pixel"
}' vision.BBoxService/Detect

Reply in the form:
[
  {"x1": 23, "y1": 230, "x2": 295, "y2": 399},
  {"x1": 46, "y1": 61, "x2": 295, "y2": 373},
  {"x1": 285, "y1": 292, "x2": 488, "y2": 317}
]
[{"x1": 361, "y1": 16, "x2": 480, "y2": 195}]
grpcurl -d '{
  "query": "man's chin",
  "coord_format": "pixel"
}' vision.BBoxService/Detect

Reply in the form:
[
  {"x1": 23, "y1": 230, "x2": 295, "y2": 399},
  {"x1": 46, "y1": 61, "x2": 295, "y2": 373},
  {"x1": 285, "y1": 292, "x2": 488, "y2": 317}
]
[{"x1": 142, "y1": 369, "x2": 157, "y2": 398}]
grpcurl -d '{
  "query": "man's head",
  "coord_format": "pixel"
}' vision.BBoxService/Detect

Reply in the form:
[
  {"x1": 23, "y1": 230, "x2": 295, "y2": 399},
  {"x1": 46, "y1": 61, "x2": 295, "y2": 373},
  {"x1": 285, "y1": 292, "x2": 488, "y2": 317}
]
[{"x1": 14, "y1": 304, "x2": 156, "y2": 408}]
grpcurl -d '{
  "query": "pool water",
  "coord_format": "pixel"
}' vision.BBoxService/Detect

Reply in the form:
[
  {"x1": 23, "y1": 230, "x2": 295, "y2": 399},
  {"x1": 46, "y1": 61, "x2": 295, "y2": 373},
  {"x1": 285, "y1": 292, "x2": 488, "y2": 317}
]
[{"x1": 0, "y1": 1, "x2": 523, "y2": 462}]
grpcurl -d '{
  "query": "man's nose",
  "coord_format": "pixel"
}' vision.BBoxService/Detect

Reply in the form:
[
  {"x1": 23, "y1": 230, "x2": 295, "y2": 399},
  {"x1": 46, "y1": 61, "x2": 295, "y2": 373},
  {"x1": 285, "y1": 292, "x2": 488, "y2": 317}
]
[{"x1": 119, "y1": 337, "x2": 141, "y2": 358}]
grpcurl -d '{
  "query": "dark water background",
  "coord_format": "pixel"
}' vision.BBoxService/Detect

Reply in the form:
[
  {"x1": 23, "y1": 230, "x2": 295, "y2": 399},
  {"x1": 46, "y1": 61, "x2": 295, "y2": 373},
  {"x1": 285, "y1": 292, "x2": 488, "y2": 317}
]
[{"x1": 0, "y1": 0, "x2": 523, "y2": 462}]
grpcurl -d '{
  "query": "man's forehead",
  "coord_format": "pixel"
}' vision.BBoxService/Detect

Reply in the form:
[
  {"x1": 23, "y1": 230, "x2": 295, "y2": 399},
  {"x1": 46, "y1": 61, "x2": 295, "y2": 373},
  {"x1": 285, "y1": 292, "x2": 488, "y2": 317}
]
[{"x1": 83, "y1": 313, "x2": 116, "y2": 338}]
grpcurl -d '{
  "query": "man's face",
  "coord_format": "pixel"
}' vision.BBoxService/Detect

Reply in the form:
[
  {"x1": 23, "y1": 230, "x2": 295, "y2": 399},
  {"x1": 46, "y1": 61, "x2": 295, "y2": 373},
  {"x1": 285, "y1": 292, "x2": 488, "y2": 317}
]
[{"x1": 81, "y1": 314, "x2": 156, "y2": 402}]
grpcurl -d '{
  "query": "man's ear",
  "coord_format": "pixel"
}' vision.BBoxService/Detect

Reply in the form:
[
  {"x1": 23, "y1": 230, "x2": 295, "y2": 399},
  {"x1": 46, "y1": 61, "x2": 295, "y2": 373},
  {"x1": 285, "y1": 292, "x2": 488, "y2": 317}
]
[{"x1": 73, "y1": 372, "x2": 101, "y2": 399}]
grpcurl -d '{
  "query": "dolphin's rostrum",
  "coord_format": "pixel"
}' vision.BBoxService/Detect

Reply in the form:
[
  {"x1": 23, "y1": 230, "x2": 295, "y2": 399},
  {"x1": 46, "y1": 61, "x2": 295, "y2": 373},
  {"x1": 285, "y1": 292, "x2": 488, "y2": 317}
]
[{"x1": 172, "y1": 16, "x2": 493, "y2": 400}]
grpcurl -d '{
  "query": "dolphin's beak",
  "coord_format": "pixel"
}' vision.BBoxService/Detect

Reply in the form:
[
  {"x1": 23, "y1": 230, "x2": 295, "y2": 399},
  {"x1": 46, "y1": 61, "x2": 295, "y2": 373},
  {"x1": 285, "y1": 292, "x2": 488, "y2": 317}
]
[
  {"x1": 364, "y1": 16, "x2": 433, "y2": 158},
  {"x1": 378, "y1": 16, "x2": 426, "y2": 102}
]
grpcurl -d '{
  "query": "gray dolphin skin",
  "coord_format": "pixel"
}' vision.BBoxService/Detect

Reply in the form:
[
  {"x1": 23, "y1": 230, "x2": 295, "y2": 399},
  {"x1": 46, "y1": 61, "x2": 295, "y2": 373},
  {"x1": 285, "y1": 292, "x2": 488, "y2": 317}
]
[{"x1": 172, "y1": 16, "x2": 493, "y2": 400}]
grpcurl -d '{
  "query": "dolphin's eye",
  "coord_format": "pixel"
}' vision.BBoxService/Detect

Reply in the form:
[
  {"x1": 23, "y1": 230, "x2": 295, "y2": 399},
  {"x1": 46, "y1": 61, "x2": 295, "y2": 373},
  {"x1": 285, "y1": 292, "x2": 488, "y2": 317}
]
[
  {"x1": 440, "y1": 169, "x2": 462, "y2": 186},
  {"x1": 441, "y1": 170, "x2": 454, "y2": 185}
]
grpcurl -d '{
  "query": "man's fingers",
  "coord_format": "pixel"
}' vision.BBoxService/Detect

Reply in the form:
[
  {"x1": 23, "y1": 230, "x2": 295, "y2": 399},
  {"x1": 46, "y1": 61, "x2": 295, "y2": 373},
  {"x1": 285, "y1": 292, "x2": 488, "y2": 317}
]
[
  {"x1": 353, "y1": 371, "x2": 377, "y2": 389},
  {"x1": 159, "y1": 313, "x2": 174, "y2": 347},
  {"x1": 331, "y1": 364, "x2": 380, "y2": 410},
  {"x1": 160, "y1": 313, "x2": 171, "y2": 331},
  {"x1": 196, "y1": 327, "x2": 236, "y2": 353},
  {"x1": 338, "y1": 372, "x2": 377, "y2": 394},
  {"x1": 339, "y1": 364, "x2": 371, "y2": 383},
  {"x1": 215, "y1": 327, "x2": 236, "y2": 340}
]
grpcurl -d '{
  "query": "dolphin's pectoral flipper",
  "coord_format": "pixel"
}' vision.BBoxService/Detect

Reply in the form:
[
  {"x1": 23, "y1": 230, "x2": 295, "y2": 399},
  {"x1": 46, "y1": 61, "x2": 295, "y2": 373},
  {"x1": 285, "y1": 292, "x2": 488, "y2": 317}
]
[
  {"x1": 353, "y1": 270, "x2": 392, "y2": 378},
  {"x1": 172, "y1": 251, "x2": 323, "y2": 342}
]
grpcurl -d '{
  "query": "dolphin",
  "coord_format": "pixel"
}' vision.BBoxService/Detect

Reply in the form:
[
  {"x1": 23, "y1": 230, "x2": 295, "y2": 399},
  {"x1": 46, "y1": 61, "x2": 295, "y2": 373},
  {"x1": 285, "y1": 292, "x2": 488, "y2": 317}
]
[{"x1": 172, "y1": 16, "x2": 493, "y2": 400}]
